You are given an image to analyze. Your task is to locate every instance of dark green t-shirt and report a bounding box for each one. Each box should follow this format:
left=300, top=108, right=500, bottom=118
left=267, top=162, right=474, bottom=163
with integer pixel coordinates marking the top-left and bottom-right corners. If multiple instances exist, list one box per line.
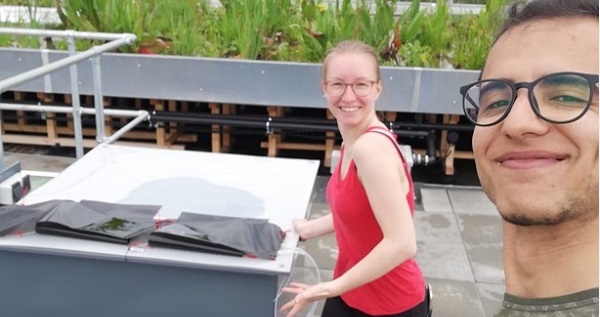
left=494, top=288, right=599, bottom=317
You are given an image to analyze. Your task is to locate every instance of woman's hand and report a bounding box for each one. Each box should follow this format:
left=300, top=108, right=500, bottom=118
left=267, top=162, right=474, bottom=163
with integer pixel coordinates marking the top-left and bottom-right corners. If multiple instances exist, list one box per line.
left=279, top=282, right=338, bottom=317
left=292, top=214, right=335, bottom=241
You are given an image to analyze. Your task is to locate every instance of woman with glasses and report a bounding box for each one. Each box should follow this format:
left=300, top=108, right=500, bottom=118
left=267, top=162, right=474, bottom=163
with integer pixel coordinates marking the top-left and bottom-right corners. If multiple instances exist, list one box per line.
left=460, top=0, right=598, bottom=316
left=280, top=40, right=429, bottom=317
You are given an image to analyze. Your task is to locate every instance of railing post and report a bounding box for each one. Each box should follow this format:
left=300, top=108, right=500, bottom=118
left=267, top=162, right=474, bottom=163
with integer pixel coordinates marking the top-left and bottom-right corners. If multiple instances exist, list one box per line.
left=66, top=32, right=85, bottom=159
left=91, top=56, right=107, bottom=143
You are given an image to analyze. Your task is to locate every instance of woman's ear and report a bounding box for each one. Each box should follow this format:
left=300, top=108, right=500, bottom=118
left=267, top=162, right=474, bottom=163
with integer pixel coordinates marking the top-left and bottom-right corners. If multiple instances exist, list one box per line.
left=321, top=81, right=328, bottom=97
left=375, top=80, right=383, bottom=98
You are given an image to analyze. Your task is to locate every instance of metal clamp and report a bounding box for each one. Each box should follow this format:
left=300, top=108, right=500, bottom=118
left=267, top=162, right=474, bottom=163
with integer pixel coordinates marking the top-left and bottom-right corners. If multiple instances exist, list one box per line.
left=265, top=117, right=273, bottom=135
left=426, top=284, right=433, bottom=317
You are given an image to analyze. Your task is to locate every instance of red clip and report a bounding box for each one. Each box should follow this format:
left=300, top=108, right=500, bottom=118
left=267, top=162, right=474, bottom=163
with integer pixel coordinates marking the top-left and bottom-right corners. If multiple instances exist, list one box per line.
left=12, top=231, right=25, bottom=237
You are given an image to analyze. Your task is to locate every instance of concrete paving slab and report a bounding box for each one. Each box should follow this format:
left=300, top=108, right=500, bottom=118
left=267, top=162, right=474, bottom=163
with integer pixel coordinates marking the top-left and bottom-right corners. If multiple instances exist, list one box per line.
left=477, top=282, right=505, bottom=317
left=455, top=213, right=505, bottom=284
left=421, top=187, right=453, bottom=213
left=464, top=243, right=505, bottom=284
left=298, top=235, right=338, bottom=270
left=448, top=188, right=497, bottom=215
left=414, top=211, right=463, bottom=243
left=456, top=214, right=503, bottom=245
left=416, top=241, right=474, bottom=282
left=4, top=152, right=75, bottom=173
left=308, top=202, right=330, bottom=219
left=309, top=175, right=329, bottom=204
left=425, top=278, right=486, bottom=317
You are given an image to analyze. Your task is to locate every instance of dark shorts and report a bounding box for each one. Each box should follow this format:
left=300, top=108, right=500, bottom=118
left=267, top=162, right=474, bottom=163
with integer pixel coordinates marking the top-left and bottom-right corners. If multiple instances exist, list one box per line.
left=322, top=293, right=429, bottom=317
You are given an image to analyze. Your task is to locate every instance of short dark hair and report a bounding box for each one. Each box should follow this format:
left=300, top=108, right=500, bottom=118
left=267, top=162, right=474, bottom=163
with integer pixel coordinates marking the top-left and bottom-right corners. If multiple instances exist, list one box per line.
left=495, top=0, right=599, bottom=43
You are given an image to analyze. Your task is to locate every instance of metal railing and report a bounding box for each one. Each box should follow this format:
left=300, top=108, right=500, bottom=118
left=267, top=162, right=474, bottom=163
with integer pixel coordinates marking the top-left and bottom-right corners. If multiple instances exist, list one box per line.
left=0, top=28, right=141, bottom=172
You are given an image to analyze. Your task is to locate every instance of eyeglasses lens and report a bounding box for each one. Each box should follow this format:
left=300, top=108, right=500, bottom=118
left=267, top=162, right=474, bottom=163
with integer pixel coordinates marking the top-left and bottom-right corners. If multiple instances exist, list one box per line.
left=533, top=74, right=591, bottom=122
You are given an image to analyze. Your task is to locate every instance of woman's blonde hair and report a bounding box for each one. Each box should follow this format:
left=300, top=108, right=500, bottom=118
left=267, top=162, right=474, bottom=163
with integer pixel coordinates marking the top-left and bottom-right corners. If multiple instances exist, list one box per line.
left=321, top=40, right=381, bottom=81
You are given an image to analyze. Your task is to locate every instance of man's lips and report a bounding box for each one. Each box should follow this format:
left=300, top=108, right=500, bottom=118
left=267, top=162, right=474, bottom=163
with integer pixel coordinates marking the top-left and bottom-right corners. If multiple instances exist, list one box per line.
left=495, top=151, right=568, bottom=169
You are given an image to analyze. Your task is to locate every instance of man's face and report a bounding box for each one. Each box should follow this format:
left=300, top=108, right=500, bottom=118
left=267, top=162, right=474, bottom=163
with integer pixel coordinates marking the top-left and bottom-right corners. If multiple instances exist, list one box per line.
left=473, top=18, right=599, bottom=226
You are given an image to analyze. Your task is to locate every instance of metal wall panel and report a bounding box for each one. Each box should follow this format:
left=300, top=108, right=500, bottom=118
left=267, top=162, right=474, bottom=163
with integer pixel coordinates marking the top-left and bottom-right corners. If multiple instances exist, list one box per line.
left=0, top=49, right=479, bottom=114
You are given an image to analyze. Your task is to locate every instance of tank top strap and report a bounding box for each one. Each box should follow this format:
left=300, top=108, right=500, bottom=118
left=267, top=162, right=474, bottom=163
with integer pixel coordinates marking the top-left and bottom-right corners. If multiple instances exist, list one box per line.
left=364, top=126, right=407, bottom=163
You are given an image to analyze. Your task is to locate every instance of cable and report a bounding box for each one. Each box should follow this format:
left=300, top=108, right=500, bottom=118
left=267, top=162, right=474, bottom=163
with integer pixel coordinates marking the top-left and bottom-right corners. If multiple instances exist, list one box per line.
left=274, top=246, right=322, bottom=317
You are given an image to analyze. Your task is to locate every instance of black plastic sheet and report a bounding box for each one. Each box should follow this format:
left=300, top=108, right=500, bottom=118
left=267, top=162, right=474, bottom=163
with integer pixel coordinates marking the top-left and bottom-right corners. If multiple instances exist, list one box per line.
left=0, top=200, right=62, bottom=236
left=149, top=212, right=285, bottom=260
left=35, top=200, right=160, bottom=244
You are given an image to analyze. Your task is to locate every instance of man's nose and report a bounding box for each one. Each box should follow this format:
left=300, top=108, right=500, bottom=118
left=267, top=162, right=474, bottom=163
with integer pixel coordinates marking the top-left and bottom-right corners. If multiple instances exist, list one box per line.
left=500, top=89, right=549, bottom=137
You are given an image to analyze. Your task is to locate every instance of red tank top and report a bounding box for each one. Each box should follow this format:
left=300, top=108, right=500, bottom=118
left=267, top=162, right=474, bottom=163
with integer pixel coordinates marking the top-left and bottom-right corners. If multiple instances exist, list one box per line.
left=326, top=126, right=425, bottom=315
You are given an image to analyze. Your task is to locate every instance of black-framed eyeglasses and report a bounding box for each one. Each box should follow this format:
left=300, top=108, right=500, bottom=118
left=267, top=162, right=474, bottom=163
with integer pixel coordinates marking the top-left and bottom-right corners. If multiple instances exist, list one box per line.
left=459, top=72, right=599, bottom=126
left=324, top=80, right=378, bottom=97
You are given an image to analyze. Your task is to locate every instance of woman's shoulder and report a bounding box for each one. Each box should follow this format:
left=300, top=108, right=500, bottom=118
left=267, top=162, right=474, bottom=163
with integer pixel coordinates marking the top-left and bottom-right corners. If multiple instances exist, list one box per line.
left=356, top=126, right=396, bottom=148
left=353, top=130, right=399, bottom=162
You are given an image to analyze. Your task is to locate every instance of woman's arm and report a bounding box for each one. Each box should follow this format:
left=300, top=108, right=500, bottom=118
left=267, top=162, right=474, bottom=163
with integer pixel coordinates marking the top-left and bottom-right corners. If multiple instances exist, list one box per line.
left=294, top=213, right=334, bottom=240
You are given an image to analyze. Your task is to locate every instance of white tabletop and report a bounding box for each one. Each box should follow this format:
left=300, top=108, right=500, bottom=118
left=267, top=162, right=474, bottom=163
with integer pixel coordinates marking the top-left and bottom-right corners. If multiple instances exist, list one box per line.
left=5, top=144, right=320, bottom=274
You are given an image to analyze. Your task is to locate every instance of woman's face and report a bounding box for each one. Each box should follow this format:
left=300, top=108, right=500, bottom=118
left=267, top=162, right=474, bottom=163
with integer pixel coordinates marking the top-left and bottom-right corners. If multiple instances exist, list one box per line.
left=322, top=52, right=381, bottom=128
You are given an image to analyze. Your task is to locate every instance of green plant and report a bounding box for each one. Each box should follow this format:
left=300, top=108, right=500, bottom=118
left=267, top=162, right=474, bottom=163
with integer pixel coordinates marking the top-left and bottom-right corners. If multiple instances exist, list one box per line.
left=450, top=0, right=505, bottom=69
left=297, top=0, right=338, bottom=62
left=2, top=0, right=55, bottom=6
left=417, top=0, right=453, bottom=67
left=397, top=0, right=427, bottom=44
left=1, top=0, right=61, bottom=49
left=217, top=0, right=300, bottom=59
left=55, top=0, right=154, bottom=53
left=146, top=0, right=200, bottom=56
left=0, top=2, right=50, bottom=49
left=371, top=0, right=400, bottom=55
left=296, top=0, right=398, bottom=63
left=0, top=35, right=11, bottom=47
left=398, top=40, right=436, bottom=67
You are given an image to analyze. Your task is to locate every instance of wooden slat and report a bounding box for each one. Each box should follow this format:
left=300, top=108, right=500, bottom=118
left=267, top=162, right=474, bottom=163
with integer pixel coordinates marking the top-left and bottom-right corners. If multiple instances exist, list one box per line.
left=324, top=110, right=337, bottom=167
left=209, top=102, right=222, bottom=153
left=2, top=134, right=185, bottom=150
left=13, top=91, right=27, bottom=127
left=2, top=123, right=197, bottom=142
left=150, top=99, right=166, bottom=146
left=261, top=141, right=326, bottom=151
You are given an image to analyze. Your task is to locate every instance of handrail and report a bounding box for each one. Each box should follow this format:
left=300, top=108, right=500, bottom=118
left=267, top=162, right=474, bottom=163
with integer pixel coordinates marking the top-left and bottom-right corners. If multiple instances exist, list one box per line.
left=0, top=29, right=135, bottom=93
left=0, top=28, right=136, bottom=172
left=0, top=102, right=149, bottom=144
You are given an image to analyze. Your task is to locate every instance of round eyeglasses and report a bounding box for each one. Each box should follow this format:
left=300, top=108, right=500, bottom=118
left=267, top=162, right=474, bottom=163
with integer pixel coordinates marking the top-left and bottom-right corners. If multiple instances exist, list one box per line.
left=459, top=72, right=599, bottom=126
left=324, top=80, right=377, bottom=97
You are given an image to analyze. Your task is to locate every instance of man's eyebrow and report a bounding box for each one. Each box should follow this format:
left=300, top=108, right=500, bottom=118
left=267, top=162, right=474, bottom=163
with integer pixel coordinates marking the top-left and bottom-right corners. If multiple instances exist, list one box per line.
left=480, top=81, right=509, bottom=94
left=540, top=75, right=586, bottom=87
